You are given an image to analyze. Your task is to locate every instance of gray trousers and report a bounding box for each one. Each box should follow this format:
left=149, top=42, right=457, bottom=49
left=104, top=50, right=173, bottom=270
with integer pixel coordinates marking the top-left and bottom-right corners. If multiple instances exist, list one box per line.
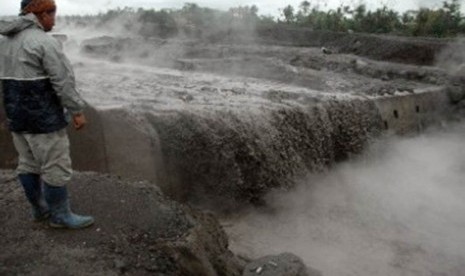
left=12, top=128, right=72, bottom=186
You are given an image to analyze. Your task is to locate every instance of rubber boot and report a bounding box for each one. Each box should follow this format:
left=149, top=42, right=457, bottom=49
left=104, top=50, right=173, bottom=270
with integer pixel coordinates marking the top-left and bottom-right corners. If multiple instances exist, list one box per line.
left=18, top=174, right=50, bottom=221
left=43, top=183, right=94, bottom=229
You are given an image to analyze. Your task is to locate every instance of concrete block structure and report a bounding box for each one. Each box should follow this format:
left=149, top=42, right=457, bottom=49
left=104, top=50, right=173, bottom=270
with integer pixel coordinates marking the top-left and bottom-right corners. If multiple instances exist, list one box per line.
left=0, top=88, right=452, bottom=203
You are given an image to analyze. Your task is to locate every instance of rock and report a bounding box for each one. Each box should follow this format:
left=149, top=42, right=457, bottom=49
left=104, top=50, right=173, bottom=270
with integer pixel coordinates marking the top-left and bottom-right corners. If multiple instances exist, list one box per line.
left=351, top=40, right=362, bottom=53
left=353, top=59, right=368, bottom=71
left=447, top=85, right=465, bottom=104
left=426, top=76, right=438, bottom=84
left=321, top=47, right=332, bottom=55
left=175, top=59, right=195, bottom=71
left=113, top=258, right=128, bottom=273
left=398, top=87, right=414, bottom=93
left=242, top=253, right=322, bottom=276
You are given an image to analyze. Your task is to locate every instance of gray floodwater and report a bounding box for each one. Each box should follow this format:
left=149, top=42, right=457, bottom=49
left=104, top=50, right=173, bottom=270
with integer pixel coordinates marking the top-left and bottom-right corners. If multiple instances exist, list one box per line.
left=225, top=121, right=465, bottom=276
left=58, top=24, right=465, bottom=275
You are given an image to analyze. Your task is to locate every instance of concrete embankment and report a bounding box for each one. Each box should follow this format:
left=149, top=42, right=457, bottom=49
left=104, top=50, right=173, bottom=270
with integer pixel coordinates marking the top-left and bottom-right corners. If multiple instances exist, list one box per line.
left=0, top=87, right=451, bottom=209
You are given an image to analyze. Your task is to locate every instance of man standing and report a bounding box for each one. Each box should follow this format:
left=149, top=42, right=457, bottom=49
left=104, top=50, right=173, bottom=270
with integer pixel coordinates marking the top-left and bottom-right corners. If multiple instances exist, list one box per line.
left=0, top=0, right=94, bottom=229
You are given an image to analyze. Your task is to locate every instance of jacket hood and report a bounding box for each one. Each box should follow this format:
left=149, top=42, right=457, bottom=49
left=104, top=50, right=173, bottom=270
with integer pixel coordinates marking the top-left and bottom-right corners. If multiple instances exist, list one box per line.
left=0, top=14, right=41, bottom=36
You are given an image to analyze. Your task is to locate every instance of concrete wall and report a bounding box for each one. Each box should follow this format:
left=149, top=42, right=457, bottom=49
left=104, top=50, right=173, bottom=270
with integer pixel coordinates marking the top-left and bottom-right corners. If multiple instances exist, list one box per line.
left=68, top=106, right=164, bottom=184
left=374, top=88, right=450, bottom=134
left=0, top=88, right=451, bottom=192
left=0, top=106, right=164, bottom=185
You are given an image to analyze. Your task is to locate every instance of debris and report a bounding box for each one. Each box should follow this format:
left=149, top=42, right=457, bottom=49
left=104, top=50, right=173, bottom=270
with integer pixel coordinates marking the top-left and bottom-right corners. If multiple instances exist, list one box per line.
left=114, top=258, right=128, bottom=273
left=181, top=94, right=194, bottom=102
left=398, top=87, right=414, bottom=93
left=231, top=87, right=246, bottom=95
left=381, top=74, right=390, bottom=81
left=352, top=59, right=368, bottom=70
left=268, top=261, right=278, bottom=267
left=321, top=47, right=332, bottom=54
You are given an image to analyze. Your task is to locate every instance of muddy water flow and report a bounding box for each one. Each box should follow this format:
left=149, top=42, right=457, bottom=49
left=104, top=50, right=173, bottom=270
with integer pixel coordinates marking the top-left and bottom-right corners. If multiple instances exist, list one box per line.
left=1, top=30, right=459, bottom=274
left=73, top=56, right=388, bottom=208
left=65, top=48, right=462, bottom=274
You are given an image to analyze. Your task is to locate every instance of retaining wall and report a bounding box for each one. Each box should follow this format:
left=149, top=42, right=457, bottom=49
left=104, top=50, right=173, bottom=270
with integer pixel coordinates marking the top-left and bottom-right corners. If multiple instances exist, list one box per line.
left=375, top=88, right=450, bottom=134
left=0, top=88, right=452, bottom=201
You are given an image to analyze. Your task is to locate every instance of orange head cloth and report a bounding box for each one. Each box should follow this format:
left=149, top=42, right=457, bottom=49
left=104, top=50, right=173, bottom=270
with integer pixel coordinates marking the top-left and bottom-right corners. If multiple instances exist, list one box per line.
left=22, top=0, right=56, bottom=15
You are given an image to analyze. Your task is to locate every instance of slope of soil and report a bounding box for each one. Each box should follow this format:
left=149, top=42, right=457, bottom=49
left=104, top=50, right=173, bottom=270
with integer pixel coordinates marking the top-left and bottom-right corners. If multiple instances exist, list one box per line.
left=0, top=170, right=243, bottom=276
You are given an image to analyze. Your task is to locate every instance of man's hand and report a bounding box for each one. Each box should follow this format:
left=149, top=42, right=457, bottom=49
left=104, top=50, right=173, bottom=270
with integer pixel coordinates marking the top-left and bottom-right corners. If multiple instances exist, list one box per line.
left=72, top=113, right=87, bottom=130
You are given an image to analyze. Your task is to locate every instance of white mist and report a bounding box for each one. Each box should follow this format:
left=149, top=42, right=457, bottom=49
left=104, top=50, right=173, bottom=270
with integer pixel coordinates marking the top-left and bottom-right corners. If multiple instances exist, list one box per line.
left=226, top=122, right=465, bottom=276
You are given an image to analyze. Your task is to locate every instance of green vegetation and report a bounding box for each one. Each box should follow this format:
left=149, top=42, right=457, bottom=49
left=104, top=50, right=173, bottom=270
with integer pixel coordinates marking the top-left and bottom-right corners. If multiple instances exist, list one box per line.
left=61, top=1, right=465, bottom=38
left=281, top=0, right=464, bottom=37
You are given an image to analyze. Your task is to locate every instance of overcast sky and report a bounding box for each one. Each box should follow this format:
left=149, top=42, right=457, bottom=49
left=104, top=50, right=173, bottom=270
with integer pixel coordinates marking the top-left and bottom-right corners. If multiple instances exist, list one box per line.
left=0, top=0, right=462, bottom=17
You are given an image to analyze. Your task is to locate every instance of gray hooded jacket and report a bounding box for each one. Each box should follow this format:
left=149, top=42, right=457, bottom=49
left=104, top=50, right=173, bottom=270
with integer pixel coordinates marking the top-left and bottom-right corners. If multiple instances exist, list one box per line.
left=0, top=14, right=85, bottom=133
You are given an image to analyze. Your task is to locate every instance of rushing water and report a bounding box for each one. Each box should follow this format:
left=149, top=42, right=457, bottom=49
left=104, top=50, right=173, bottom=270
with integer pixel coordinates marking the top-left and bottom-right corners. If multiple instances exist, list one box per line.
left=60, top=33, right=465, bottom=274
left=71, top=56, right=385, bottom=208
left=225, top=121, right=465, bottom=276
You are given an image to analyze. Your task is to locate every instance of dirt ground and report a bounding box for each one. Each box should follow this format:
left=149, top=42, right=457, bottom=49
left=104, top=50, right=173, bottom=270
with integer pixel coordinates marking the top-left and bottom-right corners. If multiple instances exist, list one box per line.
left=0, top=170, right=244, bottom=276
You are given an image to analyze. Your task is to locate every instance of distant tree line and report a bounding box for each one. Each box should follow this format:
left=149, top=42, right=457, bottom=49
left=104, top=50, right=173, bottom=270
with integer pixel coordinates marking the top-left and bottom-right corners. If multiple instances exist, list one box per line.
left=282, top=0, right=464, bottom=37
left=60, top=0, right=465, bottom=38
left=60, top=3, right=261, bottom=39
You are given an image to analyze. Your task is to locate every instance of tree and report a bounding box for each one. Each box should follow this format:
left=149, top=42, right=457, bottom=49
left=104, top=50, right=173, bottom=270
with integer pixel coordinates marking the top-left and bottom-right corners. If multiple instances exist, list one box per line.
left=228, top=5, right=259, bottom=21
left=409, top=0, right=463, bottom=37
left=282, top=5, right=295, bottom=24
left=63, top=1, right=465, bottom=38
left=138, top=9, right=178, bottom=38
left=300, top=1, right=311, bottom=16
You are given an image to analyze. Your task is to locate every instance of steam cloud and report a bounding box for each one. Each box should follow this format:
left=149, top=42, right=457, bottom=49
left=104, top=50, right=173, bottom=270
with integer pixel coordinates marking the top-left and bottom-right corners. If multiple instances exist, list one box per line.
left=226, top=122, right=465, bottom=276
left=436, top=38, right=465, bottom=77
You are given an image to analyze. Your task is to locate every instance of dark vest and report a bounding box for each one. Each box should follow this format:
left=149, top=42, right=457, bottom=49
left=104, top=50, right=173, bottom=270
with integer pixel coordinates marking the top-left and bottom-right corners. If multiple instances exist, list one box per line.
left=2, top=78, right=68, bottom=133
